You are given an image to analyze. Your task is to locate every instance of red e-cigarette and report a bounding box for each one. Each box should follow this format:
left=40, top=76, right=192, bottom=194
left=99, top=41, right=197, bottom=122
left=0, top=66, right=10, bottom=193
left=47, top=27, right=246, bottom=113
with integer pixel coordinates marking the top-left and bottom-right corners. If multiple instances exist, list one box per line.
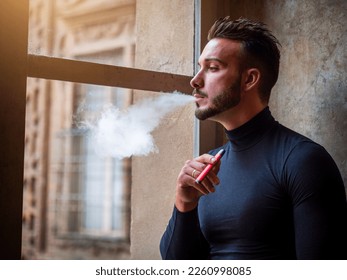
left=195, top=149, right=225, bottom=184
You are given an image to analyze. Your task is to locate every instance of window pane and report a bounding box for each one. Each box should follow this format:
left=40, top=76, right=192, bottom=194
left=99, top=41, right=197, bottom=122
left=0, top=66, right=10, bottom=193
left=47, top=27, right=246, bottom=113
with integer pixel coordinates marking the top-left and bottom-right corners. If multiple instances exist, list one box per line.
left=22, top=79, right=132, bottom=259
left=28, top=0, right=135, bottom=67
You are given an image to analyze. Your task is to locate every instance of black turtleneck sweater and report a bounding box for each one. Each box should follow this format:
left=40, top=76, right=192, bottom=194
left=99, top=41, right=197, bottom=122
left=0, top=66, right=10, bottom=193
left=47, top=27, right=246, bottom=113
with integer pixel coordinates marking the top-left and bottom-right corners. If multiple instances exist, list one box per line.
left=160, top=107, right=347, bottom=260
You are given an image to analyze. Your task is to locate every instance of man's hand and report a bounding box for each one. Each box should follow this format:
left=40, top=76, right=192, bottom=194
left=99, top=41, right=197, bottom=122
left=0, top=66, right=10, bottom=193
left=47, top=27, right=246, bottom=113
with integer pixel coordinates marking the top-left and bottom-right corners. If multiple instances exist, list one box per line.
left=175, top=153, right=221, bottom=212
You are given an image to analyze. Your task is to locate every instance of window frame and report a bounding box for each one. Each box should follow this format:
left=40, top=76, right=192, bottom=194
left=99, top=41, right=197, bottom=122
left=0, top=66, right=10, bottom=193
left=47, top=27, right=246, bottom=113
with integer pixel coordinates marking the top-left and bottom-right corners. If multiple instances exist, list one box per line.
left=0, top=0, right=191, bottom=259
left=27, top=54, right=192, bottom=94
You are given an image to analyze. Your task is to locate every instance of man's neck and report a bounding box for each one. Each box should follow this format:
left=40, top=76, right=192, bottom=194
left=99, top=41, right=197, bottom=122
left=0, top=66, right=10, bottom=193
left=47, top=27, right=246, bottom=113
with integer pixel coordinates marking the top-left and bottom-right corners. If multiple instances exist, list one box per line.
left=213, top=102, right=268, bottom=131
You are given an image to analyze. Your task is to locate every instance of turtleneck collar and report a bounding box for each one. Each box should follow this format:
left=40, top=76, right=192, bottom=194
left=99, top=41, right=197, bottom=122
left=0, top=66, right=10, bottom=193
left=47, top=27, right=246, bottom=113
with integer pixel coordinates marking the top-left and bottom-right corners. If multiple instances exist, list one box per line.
left=225, top=107, right=277, bottom=152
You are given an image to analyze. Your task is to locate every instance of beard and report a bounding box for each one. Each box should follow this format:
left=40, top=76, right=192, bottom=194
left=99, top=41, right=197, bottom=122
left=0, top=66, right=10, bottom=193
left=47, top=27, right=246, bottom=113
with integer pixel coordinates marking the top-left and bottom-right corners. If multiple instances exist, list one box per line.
left=195, top=78, right=242, bottom=121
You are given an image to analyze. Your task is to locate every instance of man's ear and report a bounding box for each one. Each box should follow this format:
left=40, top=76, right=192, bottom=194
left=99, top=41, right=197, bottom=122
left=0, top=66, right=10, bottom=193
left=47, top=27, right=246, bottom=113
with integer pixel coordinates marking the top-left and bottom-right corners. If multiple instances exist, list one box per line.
left=243, top=68, right=261, bottom=92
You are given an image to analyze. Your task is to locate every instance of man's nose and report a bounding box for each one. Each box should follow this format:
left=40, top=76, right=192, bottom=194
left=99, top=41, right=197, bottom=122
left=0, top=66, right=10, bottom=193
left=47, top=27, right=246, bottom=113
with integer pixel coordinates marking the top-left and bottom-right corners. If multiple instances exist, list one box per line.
left=190, top=71, right=204, bottom=89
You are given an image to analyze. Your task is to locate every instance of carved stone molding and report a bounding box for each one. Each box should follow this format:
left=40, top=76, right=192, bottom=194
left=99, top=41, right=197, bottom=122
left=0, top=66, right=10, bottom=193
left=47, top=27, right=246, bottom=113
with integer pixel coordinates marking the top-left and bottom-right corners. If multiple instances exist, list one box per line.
left=55, top=0, right=135, bottom=56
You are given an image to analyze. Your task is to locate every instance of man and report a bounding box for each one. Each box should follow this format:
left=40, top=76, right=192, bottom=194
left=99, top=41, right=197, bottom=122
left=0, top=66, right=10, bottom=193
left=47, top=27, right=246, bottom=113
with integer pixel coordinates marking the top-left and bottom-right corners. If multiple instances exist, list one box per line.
left=160, top=17, right=347, bottom=260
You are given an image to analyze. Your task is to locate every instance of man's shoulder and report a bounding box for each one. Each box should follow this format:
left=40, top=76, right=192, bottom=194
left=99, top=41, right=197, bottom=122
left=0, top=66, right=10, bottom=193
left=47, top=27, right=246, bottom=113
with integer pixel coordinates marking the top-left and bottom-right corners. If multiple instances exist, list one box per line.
left=275, top=123, right=312, bottom=142
left=268, top=123, right=337, bottom=170
left=275, top=124, right=340, bottom=176
left=273, top=123, right=321, bottom=152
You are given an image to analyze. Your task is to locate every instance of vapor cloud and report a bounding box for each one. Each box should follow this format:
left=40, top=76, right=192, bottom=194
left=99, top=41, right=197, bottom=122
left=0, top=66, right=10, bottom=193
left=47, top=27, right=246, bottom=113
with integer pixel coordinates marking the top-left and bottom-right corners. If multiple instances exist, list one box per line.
left=77, top=91, right=194, bottom=159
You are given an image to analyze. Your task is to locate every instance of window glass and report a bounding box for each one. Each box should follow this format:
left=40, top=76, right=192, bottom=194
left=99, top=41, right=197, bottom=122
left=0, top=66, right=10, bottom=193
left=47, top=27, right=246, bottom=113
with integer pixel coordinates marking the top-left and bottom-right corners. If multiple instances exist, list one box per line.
left=24, top=0, right=136, bottom=260
left=23, top=78, right=132, bottom=259
left=28, top=0, right=135, bottom=67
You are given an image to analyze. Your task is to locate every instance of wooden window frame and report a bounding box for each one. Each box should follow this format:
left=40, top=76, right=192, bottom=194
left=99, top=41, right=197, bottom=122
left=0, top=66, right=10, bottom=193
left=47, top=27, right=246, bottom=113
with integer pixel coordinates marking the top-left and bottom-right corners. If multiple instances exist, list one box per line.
left=0, top=0, right=191, bottom=259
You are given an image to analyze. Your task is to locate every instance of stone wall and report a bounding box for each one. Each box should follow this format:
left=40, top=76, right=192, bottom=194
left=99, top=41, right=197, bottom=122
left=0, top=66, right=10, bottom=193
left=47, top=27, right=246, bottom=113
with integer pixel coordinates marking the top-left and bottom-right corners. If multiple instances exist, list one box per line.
left=131, top=0, right=195, bottom=259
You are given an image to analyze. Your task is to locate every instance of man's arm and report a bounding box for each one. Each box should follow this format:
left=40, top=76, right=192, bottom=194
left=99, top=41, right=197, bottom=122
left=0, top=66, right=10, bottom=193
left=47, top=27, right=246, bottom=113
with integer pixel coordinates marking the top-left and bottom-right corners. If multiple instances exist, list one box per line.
left=160, top=206, right=210, bottom=259
left=160, top=153, right=221, bottom=259
left=284, top=141, right=347, bottom=259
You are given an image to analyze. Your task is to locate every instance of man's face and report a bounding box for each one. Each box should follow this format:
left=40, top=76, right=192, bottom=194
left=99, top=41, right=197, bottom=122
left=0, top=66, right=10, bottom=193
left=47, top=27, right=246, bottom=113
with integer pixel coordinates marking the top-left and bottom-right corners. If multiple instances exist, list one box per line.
left=191, top=38, right=244, bottom=121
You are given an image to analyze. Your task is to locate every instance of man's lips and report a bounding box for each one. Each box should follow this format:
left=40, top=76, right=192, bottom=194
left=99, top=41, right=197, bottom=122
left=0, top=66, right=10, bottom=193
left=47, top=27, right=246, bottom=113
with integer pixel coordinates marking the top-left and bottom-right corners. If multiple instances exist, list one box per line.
left=194, top=93, right=205, bottom=99
left=193, top=90, right=208, bottom=100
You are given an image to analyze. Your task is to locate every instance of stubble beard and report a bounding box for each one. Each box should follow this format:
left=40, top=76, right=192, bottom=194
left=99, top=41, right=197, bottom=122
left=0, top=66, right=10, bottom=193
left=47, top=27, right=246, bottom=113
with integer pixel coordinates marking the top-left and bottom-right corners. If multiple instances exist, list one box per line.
left=194, top=80, right=242, bottom=121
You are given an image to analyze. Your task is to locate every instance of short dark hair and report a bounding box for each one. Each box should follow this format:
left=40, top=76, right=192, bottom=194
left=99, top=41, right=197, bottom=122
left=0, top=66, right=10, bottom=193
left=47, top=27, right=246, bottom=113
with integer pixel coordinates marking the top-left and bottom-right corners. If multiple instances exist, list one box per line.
left=208, top=17, right=281, bottom=103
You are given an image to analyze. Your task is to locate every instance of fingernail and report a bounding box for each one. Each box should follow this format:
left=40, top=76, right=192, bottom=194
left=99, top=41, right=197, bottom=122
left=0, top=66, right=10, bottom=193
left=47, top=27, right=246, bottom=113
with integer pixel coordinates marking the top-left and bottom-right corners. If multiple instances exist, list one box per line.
left=212, top=178, right=219, bottom=185
left=211, top=157, right=216, bottom=163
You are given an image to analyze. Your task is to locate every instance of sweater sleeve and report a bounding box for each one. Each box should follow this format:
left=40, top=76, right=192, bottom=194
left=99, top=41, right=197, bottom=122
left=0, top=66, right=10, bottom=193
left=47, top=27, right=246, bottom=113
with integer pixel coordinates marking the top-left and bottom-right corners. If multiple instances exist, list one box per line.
left=160, top=206, right=210, bottom=260
left=283, top=141, right=347, bottom=259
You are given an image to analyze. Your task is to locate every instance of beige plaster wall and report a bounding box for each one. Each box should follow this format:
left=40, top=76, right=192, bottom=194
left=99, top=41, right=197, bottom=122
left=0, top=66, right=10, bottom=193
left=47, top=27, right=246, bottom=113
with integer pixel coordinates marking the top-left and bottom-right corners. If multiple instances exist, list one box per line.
left=131, top=0, right=195, bottom=259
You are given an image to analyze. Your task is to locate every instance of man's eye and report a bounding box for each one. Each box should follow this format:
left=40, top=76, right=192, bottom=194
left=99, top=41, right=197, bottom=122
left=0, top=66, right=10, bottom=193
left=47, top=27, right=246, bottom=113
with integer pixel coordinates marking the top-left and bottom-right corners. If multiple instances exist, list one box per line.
left=208, top=66, right=218, bottom=71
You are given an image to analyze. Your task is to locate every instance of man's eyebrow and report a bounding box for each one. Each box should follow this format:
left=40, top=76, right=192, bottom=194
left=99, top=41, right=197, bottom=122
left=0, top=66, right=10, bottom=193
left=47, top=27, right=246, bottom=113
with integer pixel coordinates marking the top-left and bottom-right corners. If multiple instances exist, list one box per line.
left=204, top=57, right=228, bottom=66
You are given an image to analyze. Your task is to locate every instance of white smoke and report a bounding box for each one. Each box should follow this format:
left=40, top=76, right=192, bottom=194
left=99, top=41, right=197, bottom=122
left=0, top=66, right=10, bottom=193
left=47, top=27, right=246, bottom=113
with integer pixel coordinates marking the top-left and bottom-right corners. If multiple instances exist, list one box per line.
left=77, top=91, right=194, bottom=159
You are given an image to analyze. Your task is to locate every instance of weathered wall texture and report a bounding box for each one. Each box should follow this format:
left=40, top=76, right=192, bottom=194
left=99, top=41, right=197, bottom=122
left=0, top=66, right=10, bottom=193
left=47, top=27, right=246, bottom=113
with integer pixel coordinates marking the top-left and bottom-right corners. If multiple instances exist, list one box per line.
left=229, top=0, right=347, bottom=187
left=131, top=0, right=195, bottom=259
